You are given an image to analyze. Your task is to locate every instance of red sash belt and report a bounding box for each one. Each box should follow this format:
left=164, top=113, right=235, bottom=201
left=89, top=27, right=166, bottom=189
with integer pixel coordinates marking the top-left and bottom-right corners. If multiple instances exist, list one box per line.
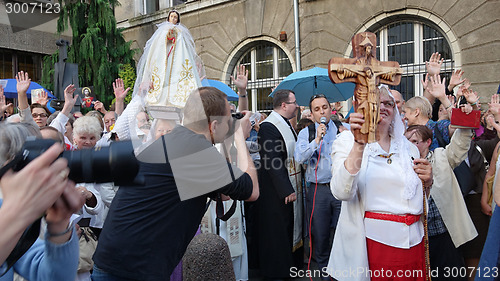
left=365, top=211, right=421, bottom=226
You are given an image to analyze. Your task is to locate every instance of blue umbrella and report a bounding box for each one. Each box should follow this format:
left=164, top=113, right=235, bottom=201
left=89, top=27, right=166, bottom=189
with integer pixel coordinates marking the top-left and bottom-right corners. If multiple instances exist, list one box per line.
left=201, top=79, right=239, bottom=101
left=1, top=79, right=54, bottom=99
left=269, top=67, right=355, bottom=106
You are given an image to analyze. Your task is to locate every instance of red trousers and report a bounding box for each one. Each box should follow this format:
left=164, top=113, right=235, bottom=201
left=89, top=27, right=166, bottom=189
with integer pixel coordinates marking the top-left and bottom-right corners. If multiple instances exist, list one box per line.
left=366, top=238, right=426, bottom=281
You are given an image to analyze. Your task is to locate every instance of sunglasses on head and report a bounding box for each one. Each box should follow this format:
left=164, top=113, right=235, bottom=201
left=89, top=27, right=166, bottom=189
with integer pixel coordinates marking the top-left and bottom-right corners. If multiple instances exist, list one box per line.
left=309, top=94, right=327, bottom=103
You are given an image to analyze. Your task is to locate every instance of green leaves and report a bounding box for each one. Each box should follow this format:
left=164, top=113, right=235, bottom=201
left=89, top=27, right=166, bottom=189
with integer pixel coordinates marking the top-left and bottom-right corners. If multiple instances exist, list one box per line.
left=42, top=0, right=136, bottom=109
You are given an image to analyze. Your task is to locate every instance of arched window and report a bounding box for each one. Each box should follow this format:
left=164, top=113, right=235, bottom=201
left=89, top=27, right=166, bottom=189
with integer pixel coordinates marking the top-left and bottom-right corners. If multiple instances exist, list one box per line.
left=374, top=21, right=454, bottom=100
left=229, top=42, right=293, bottom=112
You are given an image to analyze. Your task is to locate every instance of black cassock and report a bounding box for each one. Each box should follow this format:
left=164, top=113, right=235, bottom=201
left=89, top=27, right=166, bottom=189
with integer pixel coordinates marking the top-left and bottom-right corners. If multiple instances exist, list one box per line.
left=252, top=119, right=303, bottom=278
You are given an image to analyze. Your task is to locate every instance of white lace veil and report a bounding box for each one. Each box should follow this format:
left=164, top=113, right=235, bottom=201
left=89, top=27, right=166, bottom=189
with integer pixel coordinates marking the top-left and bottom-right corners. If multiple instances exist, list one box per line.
left=379, top=85, right=422, bottom=200
left=132, top=21, right=205, bottom=101
left=114, top=19, right=205, bottom=155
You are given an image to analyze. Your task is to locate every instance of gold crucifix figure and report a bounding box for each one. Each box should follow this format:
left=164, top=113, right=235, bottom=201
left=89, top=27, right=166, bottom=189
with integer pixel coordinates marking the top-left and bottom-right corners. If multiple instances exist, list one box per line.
left=329, top=32, right=403, bottom=143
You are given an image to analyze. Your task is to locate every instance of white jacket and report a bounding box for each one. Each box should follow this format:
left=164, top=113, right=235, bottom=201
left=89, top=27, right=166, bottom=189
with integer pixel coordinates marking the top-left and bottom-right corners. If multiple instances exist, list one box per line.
left=429, top=128, right=477, bottom=246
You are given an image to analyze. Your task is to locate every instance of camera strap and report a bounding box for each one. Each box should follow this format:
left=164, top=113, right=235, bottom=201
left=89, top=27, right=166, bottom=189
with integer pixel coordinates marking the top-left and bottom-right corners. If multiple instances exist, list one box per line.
left=1, top=218, right=41, bottom=277
left=213, top=141, right=239, bottom=235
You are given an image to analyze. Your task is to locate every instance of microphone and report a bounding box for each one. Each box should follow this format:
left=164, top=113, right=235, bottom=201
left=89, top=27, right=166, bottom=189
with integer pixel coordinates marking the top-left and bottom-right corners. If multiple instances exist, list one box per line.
left=320, top=117, right=327, bottom=139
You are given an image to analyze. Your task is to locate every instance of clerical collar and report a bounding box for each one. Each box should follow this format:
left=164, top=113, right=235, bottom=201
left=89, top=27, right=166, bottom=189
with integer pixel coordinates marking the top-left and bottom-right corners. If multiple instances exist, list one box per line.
left=280, top=114, right=294, bottom=128
left=279, top=114, right=290, bottom=123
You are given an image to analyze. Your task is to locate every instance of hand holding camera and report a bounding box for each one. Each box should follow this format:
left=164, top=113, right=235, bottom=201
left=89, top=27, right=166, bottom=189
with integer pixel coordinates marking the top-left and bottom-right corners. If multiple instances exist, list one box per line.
left=0, top=144, right=85, bottom=265
left=231, top=111, right=258, bottom=140
left=0, top=144, right=74, bottom=225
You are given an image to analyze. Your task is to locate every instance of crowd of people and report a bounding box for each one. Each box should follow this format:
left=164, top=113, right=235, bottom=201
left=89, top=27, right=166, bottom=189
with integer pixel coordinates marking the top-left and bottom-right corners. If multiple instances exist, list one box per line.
left=0, top=8, right=499, bottom=281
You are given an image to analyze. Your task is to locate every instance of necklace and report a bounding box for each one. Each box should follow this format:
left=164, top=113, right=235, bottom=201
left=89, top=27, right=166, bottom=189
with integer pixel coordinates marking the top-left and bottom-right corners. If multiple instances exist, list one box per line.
left=377, top=153, right=395, bottom=164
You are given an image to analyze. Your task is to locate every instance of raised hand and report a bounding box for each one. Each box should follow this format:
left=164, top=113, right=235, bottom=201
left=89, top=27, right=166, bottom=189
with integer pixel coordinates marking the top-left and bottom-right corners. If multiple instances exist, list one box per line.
left=64, top=84, right=78, bottom=106
left=16, top=71, right=31, bottom=94
left=428, top=74, right=446, bottom=100
left=230, top=65, right=248, bottom=92
left=449, top=69, right=466, bottom=90
left=488, top=94, right=500, bottom=119
left=461, top=78, right=471, bottom=90
left=425, top=52, right=444, bottom=76
left=334, top=101, right=343, bottom=112
left=421, top=73, right=434, bottom=103
left=0, top=86, right=13, bottom=116
left=463, top=88, right=479, bottom=105
left=61, top=84, right=78, bottom=117
left=15, top=71, right=31, bottom=110
left=447, top=95, right=456, bottom=107
left=94, top=100, right=106, bottom=114
left=113, top=78, right=130, bottom=101
left=486, top=114, right=496, bottom=128
left=37, top=91, right=49, bottom=107
left=456, top=84, right=467, bottom=99
left=421, top=73, right=430, bottom=91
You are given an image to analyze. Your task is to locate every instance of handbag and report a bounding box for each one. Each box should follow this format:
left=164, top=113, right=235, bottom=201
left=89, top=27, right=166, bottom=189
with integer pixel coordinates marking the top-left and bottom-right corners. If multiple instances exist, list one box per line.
left=450, top=108, right=481, bottom=129
left=77, top=227, right=98, bottom=273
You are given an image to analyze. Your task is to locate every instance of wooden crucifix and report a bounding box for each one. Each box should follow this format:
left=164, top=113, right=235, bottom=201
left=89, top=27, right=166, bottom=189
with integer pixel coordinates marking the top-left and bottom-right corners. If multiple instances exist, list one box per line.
left=329, top=32, right=403, bottom=143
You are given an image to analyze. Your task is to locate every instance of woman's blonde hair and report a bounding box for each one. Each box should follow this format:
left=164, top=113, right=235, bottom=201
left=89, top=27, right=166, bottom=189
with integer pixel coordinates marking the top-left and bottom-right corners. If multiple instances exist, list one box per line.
left=404, top=96, right=432, bottom=119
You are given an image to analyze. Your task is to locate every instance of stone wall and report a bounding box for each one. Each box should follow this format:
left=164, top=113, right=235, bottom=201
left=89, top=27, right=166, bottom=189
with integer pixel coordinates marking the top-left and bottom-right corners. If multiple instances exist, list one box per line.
left=118, top=0, right=500, bottom=99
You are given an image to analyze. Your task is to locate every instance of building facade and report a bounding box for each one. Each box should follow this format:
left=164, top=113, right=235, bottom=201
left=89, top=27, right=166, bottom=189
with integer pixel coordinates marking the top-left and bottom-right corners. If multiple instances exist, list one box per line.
left=115, top=0, right=500, bottom=112
left=1, top=0, right=498, bottom=112
left=0, top=0, right=72, bottom=83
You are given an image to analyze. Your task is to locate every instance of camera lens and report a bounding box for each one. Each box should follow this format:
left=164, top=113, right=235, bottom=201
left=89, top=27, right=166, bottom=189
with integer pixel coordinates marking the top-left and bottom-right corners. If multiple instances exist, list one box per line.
left=231, top=112, right=244, bottom=119
left=12, top=139, right=140, bottom=185
left=64, top=141, right=139, bottom=185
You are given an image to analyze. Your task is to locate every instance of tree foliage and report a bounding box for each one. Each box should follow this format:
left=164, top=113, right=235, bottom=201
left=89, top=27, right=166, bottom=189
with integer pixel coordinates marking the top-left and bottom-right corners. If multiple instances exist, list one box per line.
left=118, top=63, right=136, bottom=104
left=42, top=0, right=136, bottom=107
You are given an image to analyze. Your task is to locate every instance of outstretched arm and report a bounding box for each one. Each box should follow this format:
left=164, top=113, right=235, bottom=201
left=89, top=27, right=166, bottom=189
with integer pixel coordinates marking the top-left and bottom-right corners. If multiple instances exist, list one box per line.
left=0, top=86, right=13, bottom=119
left=16, top=71, right=31, bottom=111
left=448, top=69, right=466, bottom=92
left=481, top=142, right=499, bottom=216
left=230, top=65, right=248, bottom=111
left=113, top=78, right=130, bottom=116
left=0, top=144, right=83, bottom=264
left=425, top=52, right=444, bottom=76
left=61, top=85, right=78, bottom=117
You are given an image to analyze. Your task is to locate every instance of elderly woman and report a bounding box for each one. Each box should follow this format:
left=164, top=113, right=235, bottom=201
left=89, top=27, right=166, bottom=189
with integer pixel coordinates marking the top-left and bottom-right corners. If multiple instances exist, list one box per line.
left=327, top=87, right=433, bottom=281
left=405, top=124, right=477, bottom=280
left=72, top=115, right=110, bottom=280
left=0, top=122, right=84, bottom=281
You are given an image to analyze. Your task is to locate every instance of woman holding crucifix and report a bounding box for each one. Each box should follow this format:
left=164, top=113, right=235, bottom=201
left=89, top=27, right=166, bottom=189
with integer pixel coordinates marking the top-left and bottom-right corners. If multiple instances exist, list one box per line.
left=326, top=86, right=433, bottom=281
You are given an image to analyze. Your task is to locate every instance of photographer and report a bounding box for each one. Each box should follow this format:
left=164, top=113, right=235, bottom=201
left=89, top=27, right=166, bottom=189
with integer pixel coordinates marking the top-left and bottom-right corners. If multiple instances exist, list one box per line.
left=0, top=122, right=84, bottom=280
left=92, top=87, right=259, bottom=281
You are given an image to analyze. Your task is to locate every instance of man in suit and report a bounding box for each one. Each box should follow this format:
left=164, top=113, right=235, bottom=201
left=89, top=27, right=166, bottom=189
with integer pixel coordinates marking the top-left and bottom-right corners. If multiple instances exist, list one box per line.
left=256, top=89, right=303, bottom=280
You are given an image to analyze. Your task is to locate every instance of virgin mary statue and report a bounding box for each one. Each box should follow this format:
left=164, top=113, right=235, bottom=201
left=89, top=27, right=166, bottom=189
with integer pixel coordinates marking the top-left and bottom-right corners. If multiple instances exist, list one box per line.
left=114, top=10, right=205, bottom=145
left=137, top=10, right=205, bottom=109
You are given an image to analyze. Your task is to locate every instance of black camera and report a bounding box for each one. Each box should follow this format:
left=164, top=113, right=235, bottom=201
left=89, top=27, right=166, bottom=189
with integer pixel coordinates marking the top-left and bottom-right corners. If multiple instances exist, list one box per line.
left=0, top=139, right=141, bottom=185
left=231, top=112, right=244, bottom=120
left=226, top=112, right=245, bottom=138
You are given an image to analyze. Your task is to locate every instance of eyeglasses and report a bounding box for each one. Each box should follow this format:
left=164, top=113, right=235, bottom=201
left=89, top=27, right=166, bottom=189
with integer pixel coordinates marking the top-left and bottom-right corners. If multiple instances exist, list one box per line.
left=380, top=100, right=395, bottom=108
left=284, top=100, right=297, bottom=105
left=32, top=113, right=48, bottom=118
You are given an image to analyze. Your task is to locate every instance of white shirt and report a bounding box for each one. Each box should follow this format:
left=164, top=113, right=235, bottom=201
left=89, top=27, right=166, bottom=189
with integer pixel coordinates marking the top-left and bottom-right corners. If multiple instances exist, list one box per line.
left=360, top=142, right=424, bottom=248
